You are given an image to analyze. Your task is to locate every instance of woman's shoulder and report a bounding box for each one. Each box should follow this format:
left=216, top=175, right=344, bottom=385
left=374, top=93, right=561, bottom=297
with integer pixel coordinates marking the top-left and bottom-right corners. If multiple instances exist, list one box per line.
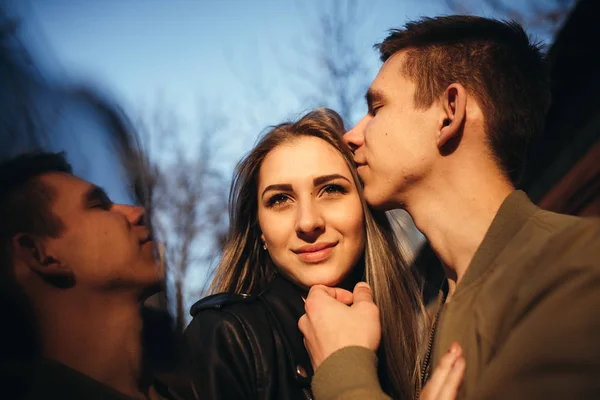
left=184, top=291, right=278, bottom=383
left=186, top=292, right=273, bottom=339
left=190, top=292, right=257, bottom=315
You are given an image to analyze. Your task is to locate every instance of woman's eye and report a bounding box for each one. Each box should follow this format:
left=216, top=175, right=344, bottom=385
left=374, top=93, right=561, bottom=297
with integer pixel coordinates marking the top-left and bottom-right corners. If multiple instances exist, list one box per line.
left=322, top=184, right=347, bottom=196
left=267, top=193, right=289, bottom=208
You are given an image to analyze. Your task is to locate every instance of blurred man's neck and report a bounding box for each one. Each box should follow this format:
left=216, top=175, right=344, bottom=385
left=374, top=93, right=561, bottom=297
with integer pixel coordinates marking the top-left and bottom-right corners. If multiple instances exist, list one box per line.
left=36, top=289, right=152, bottom=399
left=403, top=163, right=513, bottom=299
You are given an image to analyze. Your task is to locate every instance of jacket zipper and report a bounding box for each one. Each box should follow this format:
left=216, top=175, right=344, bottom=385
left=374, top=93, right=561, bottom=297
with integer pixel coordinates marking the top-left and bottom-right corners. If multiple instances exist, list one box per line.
left=417, top=289, right=446, bottom=397
left=302, top=387, right=314, bottom=400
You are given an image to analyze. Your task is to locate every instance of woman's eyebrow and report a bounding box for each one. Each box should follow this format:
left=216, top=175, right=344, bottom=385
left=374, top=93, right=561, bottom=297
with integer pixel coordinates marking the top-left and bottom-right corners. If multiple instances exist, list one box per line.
left=313, top=174, right=351, bottom=186
left=261, top=183, right=292, bottom=199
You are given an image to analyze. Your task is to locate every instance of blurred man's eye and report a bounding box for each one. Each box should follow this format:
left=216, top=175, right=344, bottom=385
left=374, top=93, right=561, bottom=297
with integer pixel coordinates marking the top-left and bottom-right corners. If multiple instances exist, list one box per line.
left=90, top=192, right=113, bottom=210
left=91, top=200, right=112, bottom=210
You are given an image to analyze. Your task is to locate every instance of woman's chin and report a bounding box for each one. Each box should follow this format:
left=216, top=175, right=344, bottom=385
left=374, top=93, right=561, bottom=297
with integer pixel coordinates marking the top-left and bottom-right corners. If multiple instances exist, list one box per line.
left=297, top=275, right=345, bottom=290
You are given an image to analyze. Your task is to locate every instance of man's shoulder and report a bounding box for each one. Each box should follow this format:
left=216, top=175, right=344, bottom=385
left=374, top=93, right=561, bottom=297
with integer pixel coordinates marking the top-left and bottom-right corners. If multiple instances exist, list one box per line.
left=520, top=209, right=598, bottom=253
left=531, top=211, right=600, bottom=259
left=509, top=212, right=600, bottom=290
left=486, top=212, right=600, bottom=298
left=529, top=208, right=585, bottom=231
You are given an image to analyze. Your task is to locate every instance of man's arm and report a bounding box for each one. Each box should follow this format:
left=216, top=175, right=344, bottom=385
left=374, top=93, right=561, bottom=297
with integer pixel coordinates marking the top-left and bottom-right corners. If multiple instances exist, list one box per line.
left=299, top=283, right=388, bottom=399
left=299, top=283, right=381, bottom=368
left=311, top=346, right=392, bottom=400
left=300, top=283, right=465, bottom=400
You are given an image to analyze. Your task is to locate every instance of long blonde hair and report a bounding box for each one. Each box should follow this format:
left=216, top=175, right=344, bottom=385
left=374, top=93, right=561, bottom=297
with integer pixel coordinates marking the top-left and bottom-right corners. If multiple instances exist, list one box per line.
left=209, top=108, right=424, bottom=399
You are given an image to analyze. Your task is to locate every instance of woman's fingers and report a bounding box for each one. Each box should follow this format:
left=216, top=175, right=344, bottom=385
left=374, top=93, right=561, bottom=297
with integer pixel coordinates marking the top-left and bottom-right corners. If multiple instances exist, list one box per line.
left=437, top=356, right=465, bottom=400
left=420, top=342, right=464, bottom=400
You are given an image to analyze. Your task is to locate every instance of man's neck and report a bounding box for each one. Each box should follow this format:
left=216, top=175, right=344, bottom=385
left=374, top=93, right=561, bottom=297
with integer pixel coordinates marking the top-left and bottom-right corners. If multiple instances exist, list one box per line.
left=404, top=169, right=513, bottom=298
left=36, top=290, right=151, bottom=399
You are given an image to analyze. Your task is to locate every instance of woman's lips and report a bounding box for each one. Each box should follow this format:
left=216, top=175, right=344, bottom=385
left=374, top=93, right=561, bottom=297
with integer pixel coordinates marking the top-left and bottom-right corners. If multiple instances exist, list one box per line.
left=293, top=242, right=337, bottom=263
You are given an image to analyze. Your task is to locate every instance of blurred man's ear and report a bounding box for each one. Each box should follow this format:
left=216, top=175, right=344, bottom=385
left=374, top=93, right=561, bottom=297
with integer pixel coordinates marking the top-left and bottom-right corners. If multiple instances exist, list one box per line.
left=12, top=234, right=75, bottom=288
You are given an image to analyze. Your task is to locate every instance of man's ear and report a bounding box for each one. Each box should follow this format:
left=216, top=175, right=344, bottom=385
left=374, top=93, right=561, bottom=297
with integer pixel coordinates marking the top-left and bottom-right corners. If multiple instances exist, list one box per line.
left=437, top=83, right=467, bottom=149
left=12, top=234, right=75, bottom=288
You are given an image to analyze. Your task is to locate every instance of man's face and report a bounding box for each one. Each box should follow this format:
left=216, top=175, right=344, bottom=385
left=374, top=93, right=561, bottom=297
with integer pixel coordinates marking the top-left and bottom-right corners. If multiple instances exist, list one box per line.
left=40, top=172, right=162, bottom=293
left=344, top=52, right=441, bottom=210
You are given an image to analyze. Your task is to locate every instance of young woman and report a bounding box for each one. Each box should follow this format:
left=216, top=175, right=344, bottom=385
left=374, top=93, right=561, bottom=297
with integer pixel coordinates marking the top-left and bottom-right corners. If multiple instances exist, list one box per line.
left=184, top=108, right=425, bottom=399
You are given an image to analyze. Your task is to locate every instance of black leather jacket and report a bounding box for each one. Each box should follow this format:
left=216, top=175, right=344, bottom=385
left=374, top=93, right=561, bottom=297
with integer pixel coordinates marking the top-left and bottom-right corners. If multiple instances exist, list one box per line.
left=184, top=275, right=314, bottom=400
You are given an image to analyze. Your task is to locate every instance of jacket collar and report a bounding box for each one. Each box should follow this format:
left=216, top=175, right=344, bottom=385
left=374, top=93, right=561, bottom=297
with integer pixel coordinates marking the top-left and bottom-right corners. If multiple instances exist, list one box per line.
left=454, top=190, right=539, bottom=296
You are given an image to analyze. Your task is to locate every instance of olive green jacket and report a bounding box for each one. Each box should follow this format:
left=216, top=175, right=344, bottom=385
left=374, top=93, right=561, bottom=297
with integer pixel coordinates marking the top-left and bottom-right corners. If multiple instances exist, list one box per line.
left=311, top=191, right=600, bottom=400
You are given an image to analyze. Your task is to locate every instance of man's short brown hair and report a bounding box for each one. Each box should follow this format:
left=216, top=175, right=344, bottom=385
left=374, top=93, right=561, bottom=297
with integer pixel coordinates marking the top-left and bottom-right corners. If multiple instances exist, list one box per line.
left=377, top=15, right=551, bottom=184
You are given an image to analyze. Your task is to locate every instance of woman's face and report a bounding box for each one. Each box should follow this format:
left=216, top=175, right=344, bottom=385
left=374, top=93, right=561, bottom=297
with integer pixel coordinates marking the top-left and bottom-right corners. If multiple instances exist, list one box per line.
left=257, top=136, right=365, bottom=290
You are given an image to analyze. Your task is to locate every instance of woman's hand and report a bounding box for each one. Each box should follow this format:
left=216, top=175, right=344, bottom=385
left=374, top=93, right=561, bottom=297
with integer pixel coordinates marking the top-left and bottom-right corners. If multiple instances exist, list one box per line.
left=420, top=342, right=465, bottom=400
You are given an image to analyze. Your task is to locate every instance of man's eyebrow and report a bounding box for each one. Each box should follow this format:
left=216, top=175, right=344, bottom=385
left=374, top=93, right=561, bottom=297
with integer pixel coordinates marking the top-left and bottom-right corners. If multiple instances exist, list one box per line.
left=365, top=88, right=384, bottom=112
left=313, top=174, right=351, bottom=186
left=261, top=183, right=292, bottom=199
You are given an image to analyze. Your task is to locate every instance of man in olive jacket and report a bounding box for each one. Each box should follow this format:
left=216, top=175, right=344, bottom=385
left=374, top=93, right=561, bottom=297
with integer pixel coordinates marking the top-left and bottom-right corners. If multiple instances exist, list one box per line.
left=299, top=16, right=600, bottom=400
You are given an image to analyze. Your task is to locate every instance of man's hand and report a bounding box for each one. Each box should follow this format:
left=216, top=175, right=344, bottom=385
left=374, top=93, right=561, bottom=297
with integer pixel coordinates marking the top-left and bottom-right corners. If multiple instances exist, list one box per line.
left=298, top=282, right=381, bottom=370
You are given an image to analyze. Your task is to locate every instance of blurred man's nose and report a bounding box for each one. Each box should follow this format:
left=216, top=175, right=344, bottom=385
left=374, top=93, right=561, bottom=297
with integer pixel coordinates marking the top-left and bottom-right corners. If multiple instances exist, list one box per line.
left=112, top=204, right=145, bottom=226
left=343, top=117, right=367, bottom=152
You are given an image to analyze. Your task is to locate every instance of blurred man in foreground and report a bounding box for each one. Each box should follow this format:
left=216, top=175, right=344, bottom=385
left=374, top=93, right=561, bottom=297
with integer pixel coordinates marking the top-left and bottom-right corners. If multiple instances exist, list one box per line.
left=0, top=152, right=178, bottom=400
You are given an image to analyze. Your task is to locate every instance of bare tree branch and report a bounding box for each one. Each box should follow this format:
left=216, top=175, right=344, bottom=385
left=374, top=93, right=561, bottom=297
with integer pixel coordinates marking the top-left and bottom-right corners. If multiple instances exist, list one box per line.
left=136, top=100, right=229, bottom=328
left=295, top=0, right=371, bottom=125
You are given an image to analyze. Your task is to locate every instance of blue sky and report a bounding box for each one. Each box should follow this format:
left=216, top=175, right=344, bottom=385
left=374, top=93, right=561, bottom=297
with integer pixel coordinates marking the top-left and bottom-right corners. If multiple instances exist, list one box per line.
left=10, top=0, right=555, bottom=168
left=16, top=0, right=454, bottom=139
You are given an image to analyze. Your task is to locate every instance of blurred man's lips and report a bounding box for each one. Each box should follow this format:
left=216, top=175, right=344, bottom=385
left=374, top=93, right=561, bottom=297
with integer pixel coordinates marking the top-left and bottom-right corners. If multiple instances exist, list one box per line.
left=139, top=235, right=153, bottom=245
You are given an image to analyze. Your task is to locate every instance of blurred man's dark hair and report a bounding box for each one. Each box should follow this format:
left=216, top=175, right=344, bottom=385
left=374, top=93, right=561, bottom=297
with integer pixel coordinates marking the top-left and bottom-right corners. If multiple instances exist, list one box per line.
left=376, top=15, right=551, bottom=184
left=0, top=151, right=73, bottom=399
left=0, top=152, right=73, bottom=263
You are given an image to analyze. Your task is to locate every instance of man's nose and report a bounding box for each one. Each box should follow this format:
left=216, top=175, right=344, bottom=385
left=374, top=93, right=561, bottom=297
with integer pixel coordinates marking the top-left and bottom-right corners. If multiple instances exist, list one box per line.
left=343, top=117, right=367, bottom=152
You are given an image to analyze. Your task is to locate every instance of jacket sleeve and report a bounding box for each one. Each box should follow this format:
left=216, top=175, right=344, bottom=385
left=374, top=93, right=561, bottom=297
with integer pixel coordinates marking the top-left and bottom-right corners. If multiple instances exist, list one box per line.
left=311, top=346, right=392, bottom=400
left=185, top=309, right=258, bottom=399
left=471, top=223, right=600, bottom=399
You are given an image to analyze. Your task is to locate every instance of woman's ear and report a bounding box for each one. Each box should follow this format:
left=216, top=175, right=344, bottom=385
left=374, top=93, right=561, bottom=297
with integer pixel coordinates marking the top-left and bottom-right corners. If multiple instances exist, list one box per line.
left=12, top=234, right=75, bottom=288
left=260, top=233, right=268, bottom=250
left=437, top=83, right=467, bottom=149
